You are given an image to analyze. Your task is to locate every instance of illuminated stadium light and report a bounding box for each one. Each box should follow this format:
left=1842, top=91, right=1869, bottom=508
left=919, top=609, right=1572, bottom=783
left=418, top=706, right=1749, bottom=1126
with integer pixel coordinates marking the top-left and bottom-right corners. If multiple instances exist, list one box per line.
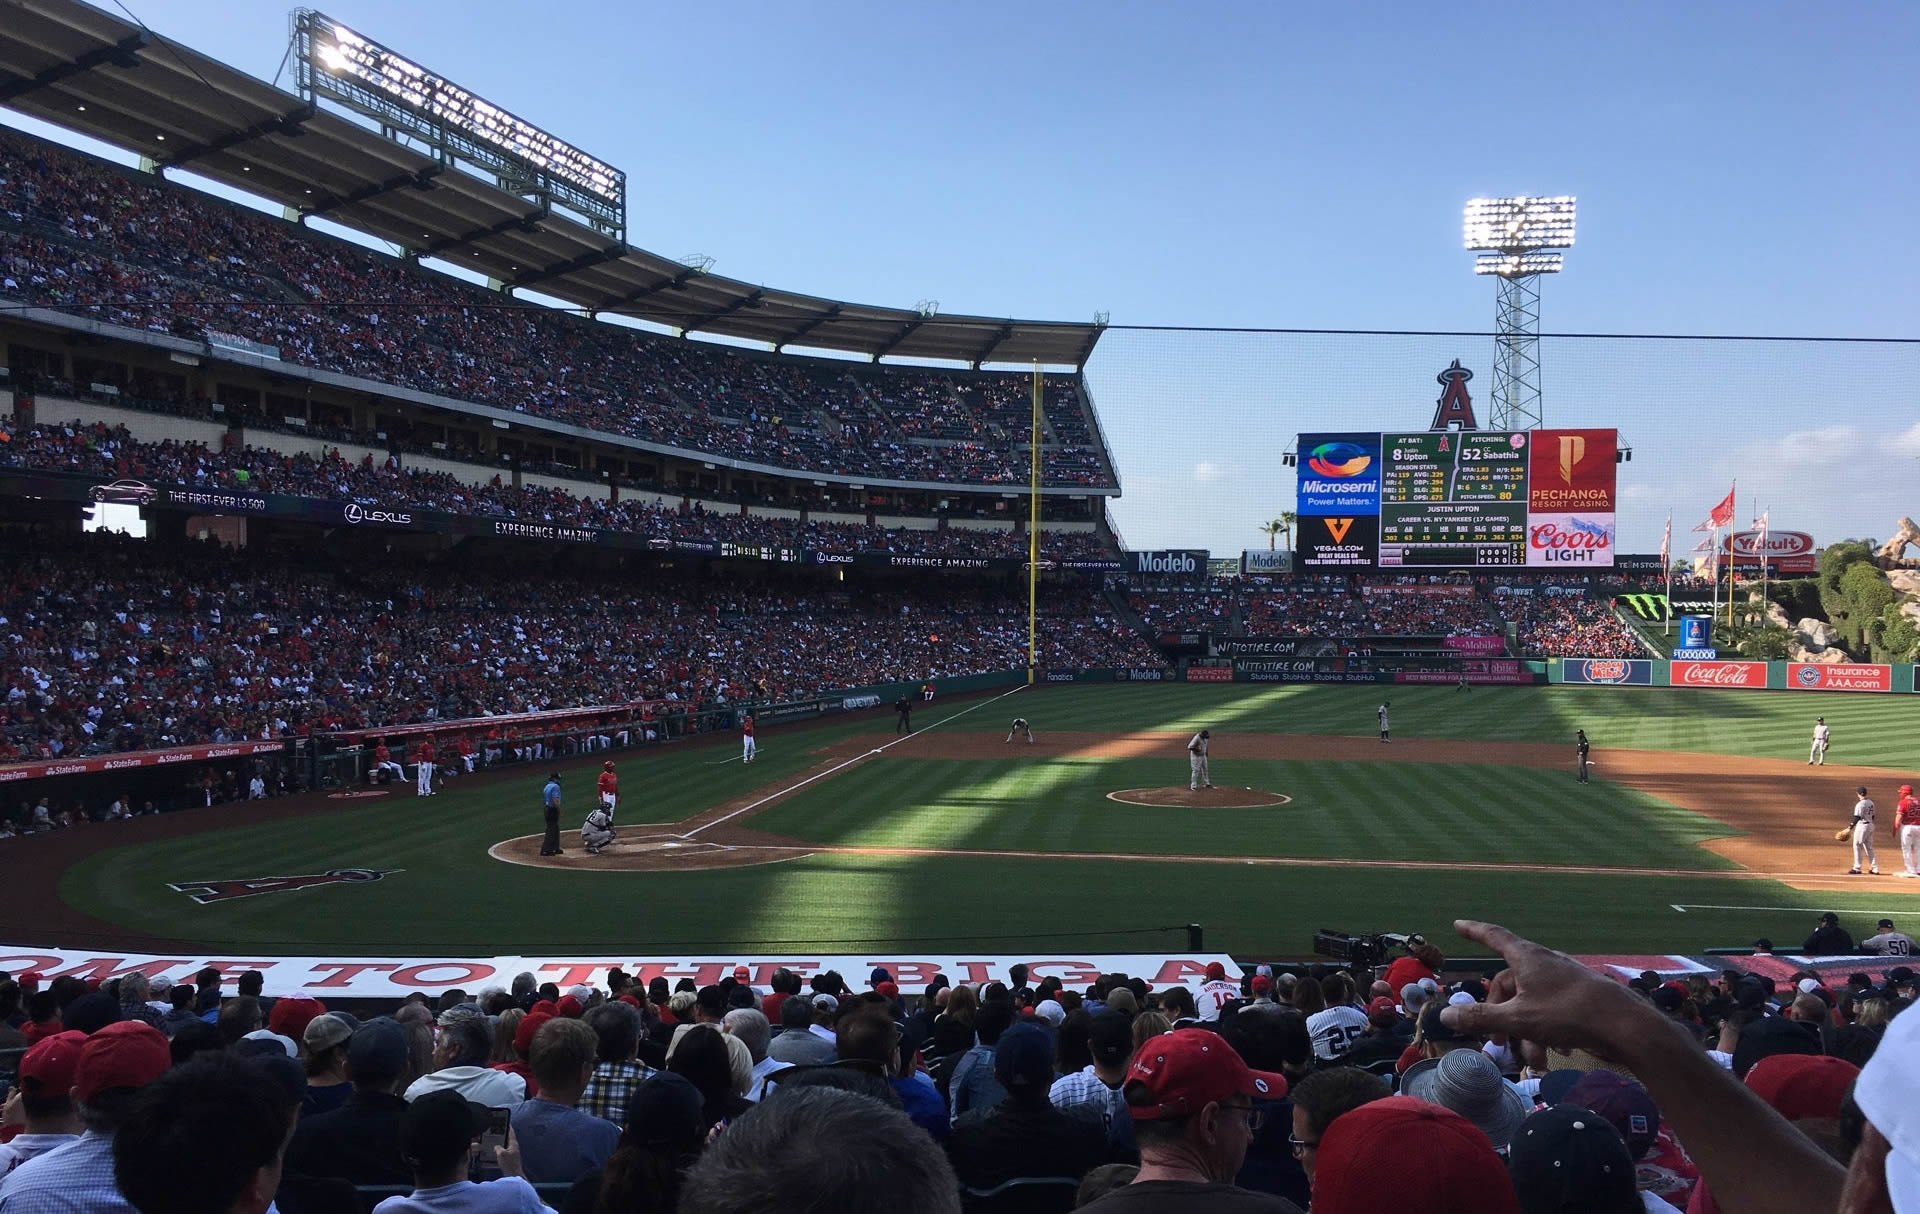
left=292, top=10, right=626, bottom=240
left=1462, top=196, right=1577, bottom=432
left=1463, top=196, right=1577, bottom=254
left=1472, top=252, right=1563, bottom=276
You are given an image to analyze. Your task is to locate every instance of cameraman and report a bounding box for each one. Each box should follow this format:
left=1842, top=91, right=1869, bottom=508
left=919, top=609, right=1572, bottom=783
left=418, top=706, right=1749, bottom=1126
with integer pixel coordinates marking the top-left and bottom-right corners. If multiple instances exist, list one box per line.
left=1381, top=936, right=1445, bottom=992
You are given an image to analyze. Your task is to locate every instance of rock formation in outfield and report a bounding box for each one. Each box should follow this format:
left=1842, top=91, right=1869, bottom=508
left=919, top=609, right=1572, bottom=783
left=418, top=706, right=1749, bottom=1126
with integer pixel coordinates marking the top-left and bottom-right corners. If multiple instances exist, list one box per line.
left=1879, top=517, right=1920, bottom=567
left=1889, top=568, right=1920, bottom=634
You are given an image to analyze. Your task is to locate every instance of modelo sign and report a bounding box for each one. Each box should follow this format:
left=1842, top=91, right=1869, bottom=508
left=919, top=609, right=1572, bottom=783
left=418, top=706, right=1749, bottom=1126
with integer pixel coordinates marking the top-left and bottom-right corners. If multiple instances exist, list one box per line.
left=1670, top=660, right=1768, bottom=689
left=1788, top=663, right=1891, bottom=693
left=1130, top=550, right=1208, bottom=576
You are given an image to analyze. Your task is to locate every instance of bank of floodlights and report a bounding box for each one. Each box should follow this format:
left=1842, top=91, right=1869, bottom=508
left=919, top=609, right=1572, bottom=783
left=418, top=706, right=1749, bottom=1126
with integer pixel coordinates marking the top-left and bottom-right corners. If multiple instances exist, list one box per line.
left=1463, top=196, right=1575, bottom=431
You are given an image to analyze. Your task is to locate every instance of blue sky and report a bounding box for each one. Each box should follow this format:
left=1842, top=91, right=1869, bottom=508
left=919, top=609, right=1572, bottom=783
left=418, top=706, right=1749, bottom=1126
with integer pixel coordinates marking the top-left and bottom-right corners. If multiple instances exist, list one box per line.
left=9, top=1, right=1919, bottom=555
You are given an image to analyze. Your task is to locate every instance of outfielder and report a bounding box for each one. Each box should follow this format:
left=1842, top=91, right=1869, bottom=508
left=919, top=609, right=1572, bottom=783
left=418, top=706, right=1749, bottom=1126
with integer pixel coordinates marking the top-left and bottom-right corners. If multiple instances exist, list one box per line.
left=1377, top=701, right=1391, bottom=743
left=1847, top=785, right=1880, bottom=876
left=1809, top=718, right=1830, bottom=765
left=1188, top=729, right=1213, bottom=791
left=1575, top=729, right=1591, bottom=784
left=1896, top=783, right=1920, bottom=878
left=742, top=713, right=757, bottom=763
left=1005, top=717, right=1034, bottom=744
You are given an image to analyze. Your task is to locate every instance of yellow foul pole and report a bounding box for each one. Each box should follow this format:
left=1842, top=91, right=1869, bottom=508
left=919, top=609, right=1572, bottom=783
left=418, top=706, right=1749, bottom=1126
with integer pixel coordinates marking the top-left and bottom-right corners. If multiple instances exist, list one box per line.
left=1029, top=364, right=1041, bottom=684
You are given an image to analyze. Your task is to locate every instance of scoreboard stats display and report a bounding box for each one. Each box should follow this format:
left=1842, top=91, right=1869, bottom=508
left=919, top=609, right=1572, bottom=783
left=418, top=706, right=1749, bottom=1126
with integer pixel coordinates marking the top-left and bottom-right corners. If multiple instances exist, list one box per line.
left=1379, top=431, right=1529, bottom=567
left=1295, top=428, right=1616, bottom=570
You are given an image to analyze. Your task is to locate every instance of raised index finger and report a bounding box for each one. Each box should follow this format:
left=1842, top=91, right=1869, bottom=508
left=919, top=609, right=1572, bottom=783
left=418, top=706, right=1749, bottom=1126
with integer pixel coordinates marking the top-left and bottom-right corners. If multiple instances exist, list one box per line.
left=1453, top=919, right=1527, bottom=961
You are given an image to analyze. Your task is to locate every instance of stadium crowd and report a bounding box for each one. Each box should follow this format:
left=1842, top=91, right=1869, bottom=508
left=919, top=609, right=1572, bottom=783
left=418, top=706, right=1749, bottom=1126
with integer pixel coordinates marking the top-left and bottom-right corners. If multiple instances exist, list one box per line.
left=0, top=533, right=1156, bottom=763
left=0, top=920, right=1911, bottom=1214
left=1501, top=594, right=1644, bottom=659
left=0, top=128, right=1111, bottom=489
left=0, top=417, right=1116, bottom=565
left=1128, top=586, right=1237, bottom=636
left=1353, top=589, right=1496, bottom=638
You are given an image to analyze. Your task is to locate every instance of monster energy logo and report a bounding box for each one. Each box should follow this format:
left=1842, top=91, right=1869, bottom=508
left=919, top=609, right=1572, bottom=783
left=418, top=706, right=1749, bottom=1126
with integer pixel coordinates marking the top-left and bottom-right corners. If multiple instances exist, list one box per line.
left=1617, top=594, right=1715, bottom=621
left=1617, top=594, right=1670, bottom=620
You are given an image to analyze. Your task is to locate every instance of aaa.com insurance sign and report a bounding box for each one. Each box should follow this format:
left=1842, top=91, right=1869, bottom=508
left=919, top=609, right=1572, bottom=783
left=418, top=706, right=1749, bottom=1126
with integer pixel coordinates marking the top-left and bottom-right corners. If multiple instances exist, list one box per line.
left=1670, top=660, right=1769, bottom=689
left=1788, top=663, right=1892, bottom=693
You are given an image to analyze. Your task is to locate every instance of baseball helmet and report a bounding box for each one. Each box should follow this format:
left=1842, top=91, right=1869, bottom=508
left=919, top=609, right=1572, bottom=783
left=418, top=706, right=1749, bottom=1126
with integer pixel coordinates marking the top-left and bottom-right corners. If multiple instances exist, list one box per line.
left=604, top=761, right=614, bottom=771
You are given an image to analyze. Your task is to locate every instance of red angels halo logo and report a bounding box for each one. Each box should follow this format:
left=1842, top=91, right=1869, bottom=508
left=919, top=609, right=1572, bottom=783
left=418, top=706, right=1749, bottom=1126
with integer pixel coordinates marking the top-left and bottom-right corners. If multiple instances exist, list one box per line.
left=168, top=868, right=400, bottom=905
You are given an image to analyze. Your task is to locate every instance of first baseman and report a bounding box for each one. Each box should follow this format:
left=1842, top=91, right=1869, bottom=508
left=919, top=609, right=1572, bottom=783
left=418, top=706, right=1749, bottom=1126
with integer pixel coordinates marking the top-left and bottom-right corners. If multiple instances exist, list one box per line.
left=1809, top=718, right=1830, bottom=765
left=742, top=713, right=757, bottom=763
left=1897, top=783, right=1919, bottom=878
left=1189, top=729, right=1213, bottom=790
left=1006, top=717, right=1034, bottom=744
left=1849, top=785, right=1880, bottom=876
left=1377, top=701, right=1391, bottom=743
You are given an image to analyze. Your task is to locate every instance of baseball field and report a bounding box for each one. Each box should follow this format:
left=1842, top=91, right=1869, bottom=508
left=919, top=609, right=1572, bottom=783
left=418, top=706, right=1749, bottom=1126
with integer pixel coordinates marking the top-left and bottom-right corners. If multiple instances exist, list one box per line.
left=15, top=682, right=1920, bottom=960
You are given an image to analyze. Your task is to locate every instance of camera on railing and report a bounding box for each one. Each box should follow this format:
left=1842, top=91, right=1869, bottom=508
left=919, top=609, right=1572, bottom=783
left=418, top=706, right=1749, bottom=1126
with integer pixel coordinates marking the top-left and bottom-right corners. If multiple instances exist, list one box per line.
left=1312, top=929, right=1420, bottom=974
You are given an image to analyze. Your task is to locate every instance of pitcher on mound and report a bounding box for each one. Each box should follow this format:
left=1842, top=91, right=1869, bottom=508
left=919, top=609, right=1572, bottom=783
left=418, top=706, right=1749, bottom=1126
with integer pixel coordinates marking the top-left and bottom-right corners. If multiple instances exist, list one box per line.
left=1189, top=730, right=1213, bottom=791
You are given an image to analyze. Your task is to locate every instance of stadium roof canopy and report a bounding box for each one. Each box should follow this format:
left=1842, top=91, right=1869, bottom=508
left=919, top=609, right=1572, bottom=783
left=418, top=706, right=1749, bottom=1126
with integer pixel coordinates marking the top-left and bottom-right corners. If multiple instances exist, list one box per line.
left=0, top=0, right=1104, bottom=368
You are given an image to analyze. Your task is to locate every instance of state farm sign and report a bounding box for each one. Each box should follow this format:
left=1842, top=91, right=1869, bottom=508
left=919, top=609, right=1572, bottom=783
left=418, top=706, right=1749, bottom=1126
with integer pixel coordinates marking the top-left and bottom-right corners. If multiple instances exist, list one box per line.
left=1670, top=660, right=1768, bottom=689
left=1788, top=663, right=1891, bottom=693
left=1730, top=530, right=1814, bottom=558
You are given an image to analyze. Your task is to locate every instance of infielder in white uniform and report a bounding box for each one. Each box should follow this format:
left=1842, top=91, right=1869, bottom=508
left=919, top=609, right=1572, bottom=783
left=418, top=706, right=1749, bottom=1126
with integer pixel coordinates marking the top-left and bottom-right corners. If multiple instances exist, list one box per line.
left=1809, top=718, right=1830, bottom=765
left=1849, top=785, right=1879, bottom=876
left=1189, top=730, right=1212, bottom=790
left=1377, top=702, right=1391, bottom=743
left=1005, top=717, right=1034, bottom=743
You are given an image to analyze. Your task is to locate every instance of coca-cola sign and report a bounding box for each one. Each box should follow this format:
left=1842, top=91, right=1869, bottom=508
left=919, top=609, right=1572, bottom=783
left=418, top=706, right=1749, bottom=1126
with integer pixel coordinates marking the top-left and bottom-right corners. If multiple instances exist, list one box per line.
left=1670, top=660, right=1768, bottom=689
left=1730, top=530, right=1814, bottom=557
left=1526, top=513, right=1615, bottom=568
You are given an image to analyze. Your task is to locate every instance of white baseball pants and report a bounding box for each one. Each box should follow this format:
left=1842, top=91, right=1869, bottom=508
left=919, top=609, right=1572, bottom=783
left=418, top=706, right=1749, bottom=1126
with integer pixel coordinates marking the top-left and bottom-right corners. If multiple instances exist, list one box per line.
left=1901, top=824, right=1920, bottom=875
left=1853, top=822, right=1877, bottom=872
left=416, top=762, right=434, bottom=795
left=1190, top=755, right=1210, bottom=789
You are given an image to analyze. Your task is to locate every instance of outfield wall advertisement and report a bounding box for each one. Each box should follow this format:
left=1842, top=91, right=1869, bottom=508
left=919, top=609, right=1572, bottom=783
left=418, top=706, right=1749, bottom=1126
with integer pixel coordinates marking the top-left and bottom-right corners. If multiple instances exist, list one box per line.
left=1554, top=659, right=1909, bottom=692
left=0, top=948, right=1246, bottom=1000
left=1296, top=428, right=1615, bottom=570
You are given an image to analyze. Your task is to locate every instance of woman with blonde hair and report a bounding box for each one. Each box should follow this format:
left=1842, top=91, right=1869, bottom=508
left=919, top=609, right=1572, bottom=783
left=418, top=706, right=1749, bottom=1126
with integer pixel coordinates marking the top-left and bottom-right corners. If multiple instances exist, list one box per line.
left=492, top=1007, right=525, bottom=1064
left=392, top=1002, right=436, bottom=1092
left=1130, top=1011, right=1172, bottom=1052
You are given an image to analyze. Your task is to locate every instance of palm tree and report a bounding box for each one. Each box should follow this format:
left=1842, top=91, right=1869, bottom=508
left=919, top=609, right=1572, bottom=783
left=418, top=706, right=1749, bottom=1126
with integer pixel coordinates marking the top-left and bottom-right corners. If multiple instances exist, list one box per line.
left=1259, top=513, right=1296, bottom=552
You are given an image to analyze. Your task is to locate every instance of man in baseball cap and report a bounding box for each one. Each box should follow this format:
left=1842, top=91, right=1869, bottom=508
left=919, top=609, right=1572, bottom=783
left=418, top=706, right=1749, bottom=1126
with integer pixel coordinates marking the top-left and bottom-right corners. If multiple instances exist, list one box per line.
left=0, top=1031, right=86, bottom=1175
left=1084, top=1028, right=1293, bottom=1208
left=0, top=1020, right=171, bottom=1204
left=1311, top=1096, right=1519, bottom=1214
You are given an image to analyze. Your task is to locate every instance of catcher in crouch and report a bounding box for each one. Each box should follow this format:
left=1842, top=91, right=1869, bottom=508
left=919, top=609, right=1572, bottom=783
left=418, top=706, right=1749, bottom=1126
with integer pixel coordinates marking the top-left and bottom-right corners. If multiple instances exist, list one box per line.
left=1005, top=717, right=1034, bottom=744
left=583, top=792, right=617, bottom=855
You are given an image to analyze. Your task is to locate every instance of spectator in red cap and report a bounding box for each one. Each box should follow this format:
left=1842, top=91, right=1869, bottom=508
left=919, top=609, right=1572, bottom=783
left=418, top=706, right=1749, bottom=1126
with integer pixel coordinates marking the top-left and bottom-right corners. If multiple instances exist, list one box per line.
left=0, top=1020, right=172, bottom=1212
left=1079, top=1027, right=1295, bottom=1211
left=1340, top=998, right=1410, bottom=1074
left=1684, top=1054, right=1860, bottom=1214
left=0, top=1031, right=86, bottom=1176
left=265, top=994, right=325, bottom=1045
left=1312, top=1096, right=1520, bottom=1214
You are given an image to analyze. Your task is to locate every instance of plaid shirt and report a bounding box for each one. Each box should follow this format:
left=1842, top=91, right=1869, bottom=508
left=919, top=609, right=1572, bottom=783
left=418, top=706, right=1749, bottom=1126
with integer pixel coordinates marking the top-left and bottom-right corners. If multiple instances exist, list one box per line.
left=576, top=1060, right=652, bottom=1127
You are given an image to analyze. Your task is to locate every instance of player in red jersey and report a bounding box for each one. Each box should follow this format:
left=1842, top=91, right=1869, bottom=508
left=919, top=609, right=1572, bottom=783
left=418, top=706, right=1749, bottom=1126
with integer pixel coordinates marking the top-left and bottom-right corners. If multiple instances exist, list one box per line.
left=1897, top=782, right=1920, bottom=878
left=741, top=713, right=757, bottom=763
left=597, top=761, right=618, bottom=814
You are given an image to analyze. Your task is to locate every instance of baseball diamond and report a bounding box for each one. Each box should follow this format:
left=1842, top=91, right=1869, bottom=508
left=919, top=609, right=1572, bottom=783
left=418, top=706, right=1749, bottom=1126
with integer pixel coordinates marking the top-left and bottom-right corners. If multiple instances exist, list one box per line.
left=9, top=684, right=1919, bottom=958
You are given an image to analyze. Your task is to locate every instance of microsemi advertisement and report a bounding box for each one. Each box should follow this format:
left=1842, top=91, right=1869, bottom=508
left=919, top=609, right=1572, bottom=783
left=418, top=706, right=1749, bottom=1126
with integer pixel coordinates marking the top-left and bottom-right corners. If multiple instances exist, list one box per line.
left=1296, top=433, right=1382, bottom=515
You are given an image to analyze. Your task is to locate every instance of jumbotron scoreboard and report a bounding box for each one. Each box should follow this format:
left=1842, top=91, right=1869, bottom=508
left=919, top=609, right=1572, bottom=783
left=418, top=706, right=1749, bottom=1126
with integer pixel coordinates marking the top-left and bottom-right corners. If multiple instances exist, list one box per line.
left=1295, top=428, right=1617, bottom=570
left=1379, top=431, right=1529, bottom=566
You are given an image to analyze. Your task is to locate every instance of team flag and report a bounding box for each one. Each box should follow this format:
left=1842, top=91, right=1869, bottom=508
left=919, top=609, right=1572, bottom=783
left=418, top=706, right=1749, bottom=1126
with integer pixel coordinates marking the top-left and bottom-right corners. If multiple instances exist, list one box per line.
left=1707, top=485, right=1736, bottom=530
left=1660, top=513, right=1671, bottom=567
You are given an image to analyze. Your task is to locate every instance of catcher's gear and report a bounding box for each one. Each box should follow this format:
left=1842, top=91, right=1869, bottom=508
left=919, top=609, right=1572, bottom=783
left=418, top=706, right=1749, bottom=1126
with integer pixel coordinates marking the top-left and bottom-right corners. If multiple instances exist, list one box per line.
left=1835, top=826, right=1855, bottom=841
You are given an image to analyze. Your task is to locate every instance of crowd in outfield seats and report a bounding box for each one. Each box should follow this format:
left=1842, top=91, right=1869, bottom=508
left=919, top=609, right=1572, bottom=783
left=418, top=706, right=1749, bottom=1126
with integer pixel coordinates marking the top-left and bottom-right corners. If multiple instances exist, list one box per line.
left=1504, top=595, right=1645, bottom=659
left=0, top=418, right=1115, bottom=564
left=0, top=128, right=1111, bottom=488
left=0, top=921, right=1911, bottom=1214
left=0, top=533, right=1155, bottom=764
left=1128, top=587, right=1236, bottom=635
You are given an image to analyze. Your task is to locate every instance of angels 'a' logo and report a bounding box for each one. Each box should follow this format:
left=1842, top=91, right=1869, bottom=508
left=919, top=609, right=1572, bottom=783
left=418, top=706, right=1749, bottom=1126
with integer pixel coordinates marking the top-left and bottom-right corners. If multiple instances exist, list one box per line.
left=167, top=868, right=400, bottom=905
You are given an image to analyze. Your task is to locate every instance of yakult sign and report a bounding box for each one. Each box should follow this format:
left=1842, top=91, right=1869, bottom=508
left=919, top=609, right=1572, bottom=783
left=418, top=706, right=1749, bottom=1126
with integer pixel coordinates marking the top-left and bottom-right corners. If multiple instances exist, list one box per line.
left=1730, top=530, right=1818, bottom=574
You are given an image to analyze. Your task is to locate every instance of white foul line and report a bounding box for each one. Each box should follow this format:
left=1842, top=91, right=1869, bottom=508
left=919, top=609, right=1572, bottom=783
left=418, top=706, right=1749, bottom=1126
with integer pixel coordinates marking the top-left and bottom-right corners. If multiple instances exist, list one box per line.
left=1671, top=903, right=1920, bottom=915
left=685, top=686, right=1028, bottom=837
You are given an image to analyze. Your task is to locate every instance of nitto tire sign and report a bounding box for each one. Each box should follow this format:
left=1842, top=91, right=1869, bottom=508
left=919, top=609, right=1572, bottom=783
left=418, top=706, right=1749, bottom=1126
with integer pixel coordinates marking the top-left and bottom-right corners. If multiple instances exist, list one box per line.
left=1561, top=658, right=1653, bottom=686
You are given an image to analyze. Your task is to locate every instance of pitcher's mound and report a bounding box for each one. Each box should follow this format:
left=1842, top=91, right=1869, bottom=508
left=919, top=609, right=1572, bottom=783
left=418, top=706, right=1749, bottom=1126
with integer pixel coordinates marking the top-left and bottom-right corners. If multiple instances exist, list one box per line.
left=1107, top=787, right=1293, bottom=809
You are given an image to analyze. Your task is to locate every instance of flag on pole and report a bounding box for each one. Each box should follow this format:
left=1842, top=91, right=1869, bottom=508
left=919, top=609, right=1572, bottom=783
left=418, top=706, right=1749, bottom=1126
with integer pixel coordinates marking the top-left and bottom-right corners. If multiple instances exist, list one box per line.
left=1750, top=510, right=1768, bottom=546
left=1707, top=484, right=1736, bottom=530
left=1660, top=513, right=1672, bottom=567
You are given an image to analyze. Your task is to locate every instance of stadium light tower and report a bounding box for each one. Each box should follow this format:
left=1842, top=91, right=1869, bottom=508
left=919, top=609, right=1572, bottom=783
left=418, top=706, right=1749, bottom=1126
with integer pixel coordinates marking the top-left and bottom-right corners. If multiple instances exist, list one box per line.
left=1463, top=196, right=1576, bottom=431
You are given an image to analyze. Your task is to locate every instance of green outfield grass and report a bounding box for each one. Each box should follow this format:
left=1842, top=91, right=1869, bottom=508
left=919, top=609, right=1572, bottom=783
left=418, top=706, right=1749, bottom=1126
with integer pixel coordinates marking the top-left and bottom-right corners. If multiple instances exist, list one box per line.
left=52, top=683, right=1920, bottom=958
